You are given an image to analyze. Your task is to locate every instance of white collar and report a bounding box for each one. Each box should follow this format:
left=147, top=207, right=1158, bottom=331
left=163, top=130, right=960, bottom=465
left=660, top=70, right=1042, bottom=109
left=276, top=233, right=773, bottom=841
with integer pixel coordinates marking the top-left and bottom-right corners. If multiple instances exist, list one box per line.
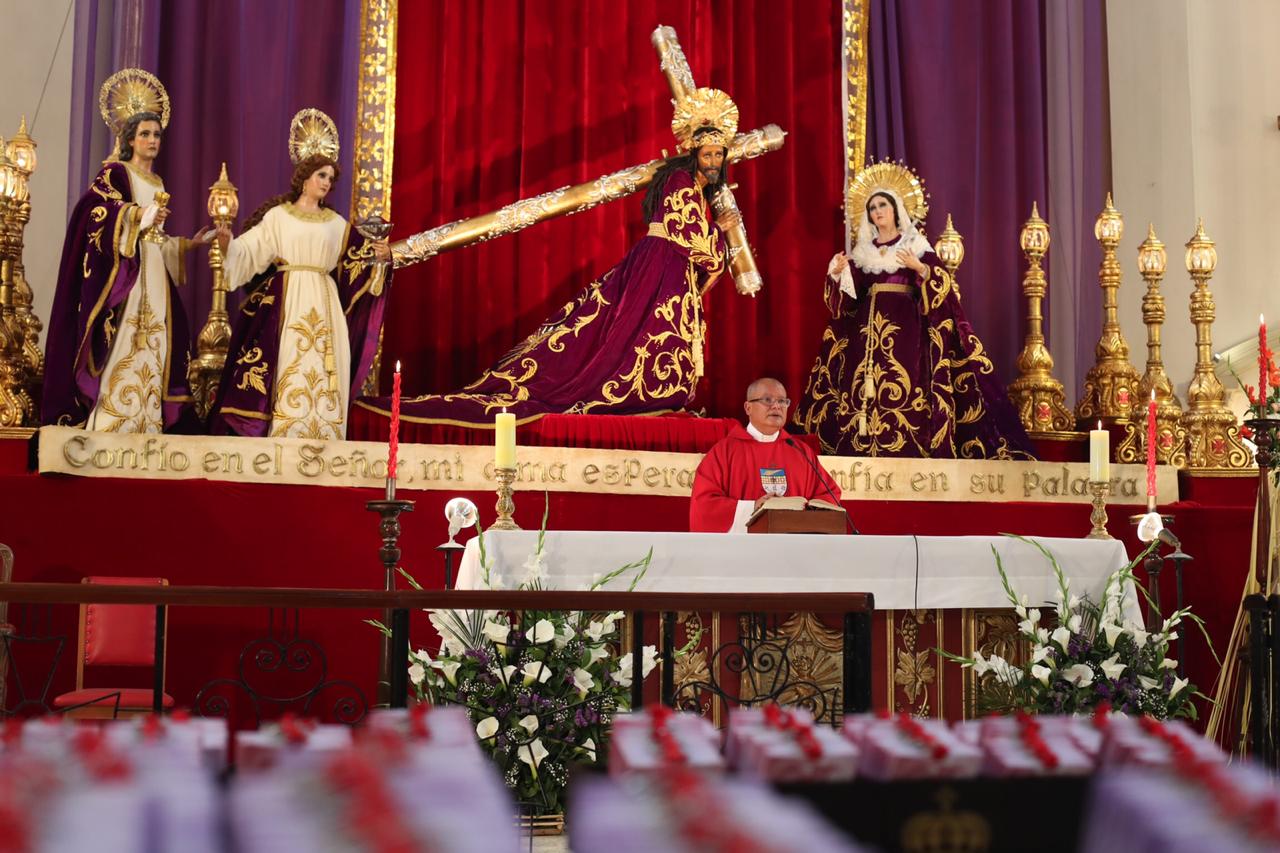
left=746, top=423, right=780, bottom=443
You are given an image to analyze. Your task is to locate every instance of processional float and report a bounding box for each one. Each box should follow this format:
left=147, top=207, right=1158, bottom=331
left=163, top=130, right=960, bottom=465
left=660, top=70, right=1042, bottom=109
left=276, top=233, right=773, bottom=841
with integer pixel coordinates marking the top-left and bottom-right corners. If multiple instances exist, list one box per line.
left=183, top=27, right=786, bottom=414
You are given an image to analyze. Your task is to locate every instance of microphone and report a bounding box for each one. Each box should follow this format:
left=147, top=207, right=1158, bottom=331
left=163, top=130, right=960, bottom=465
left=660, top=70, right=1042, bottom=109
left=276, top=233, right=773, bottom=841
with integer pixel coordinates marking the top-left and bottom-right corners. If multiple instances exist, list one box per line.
left=785, top=438, right=859, bottom=535
left=1156, top=527, right=1181, bottom=550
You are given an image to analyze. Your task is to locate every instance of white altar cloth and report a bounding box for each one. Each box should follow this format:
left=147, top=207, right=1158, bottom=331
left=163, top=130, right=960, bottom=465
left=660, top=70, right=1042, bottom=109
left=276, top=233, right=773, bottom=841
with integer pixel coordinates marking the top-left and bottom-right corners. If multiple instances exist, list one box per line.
left=456, top=532, right=1139, bottom=619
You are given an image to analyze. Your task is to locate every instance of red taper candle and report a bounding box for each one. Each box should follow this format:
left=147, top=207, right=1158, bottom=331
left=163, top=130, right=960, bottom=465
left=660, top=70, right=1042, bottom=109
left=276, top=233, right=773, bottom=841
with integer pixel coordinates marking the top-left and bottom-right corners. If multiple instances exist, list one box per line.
left=1146, top=389, right=1157, bottom=511
left=388, top=360, right=402, bottom=483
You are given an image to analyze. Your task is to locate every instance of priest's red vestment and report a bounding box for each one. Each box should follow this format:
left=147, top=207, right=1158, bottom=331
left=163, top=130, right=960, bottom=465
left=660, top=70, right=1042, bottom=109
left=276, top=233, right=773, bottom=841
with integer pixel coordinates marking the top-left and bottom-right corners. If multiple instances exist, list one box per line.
left=689, top=424, right=843, bottom=532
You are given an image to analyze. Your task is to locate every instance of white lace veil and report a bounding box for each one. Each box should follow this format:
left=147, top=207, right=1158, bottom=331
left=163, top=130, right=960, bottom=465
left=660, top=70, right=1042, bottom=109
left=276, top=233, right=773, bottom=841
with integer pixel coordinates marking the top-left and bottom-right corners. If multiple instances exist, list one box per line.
left=847, top=188, right=933, bottom=275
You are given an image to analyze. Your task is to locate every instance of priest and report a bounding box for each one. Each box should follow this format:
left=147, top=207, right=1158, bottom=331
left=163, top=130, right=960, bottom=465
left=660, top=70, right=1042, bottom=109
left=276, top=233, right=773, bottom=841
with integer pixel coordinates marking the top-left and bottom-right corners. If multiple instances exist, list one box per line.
left=689, top=377, right=842, bottom=532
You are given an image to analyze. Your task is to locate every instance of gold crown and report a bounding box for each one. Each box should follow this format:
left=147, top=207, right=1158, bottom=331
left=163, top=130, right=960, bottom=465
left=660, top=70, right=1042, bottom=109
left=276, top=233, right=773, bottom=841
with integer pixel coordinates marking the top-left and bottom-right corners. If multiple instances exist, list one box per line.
left=900, top=788, right=991, bottom=853
left=671, top=87, right=739, bottom=152
left=288, top=108, right=340, bottom=165
left=847, top=159, right=930, bottom=227
left=99, top=68, right=170, bottom=137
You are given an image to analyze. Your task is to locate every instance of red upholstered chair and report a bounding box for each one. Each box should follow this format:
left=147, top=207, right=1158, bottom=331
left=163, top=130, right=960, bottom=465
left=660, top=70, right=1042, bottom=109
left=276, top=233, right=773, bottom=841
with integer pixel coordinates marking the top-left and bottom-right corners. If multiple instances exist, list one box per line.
left=52, top=577, right=174, bottom=719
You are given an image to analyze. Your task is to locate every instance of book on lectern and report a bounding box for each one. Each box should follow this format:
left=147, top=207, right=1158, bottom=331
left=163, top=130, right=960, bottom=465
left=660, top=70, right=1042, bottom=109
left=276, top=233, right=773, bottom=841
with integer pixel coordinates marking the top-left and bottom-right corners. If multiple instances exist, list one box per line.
left=746, top=496, right=843, bottom=527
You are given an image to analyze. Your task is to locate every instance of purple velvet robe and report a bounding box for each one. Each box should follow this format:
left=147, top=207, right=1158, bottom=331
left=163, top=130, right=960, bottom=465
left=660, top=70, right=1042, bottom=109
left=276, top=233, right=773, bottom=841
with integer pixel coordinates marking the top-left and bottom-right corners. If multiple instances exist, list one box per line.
left=41, top=163, right=194, bottom=429
left=206, top=222, right=389, bottom=437
left=358, top=169, right=725, bottom=427
left=793, top=243, right=1034, bottom=459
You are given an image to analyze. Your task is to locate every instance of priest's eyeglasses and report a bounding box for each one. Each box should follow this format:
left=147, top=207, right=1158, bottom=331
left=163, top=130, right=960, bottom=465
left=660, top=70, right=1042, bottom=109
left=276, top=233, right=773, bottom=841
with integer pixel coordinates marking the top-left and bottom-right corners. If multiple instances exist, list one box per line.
left=748, top=396, right=791, bottom=408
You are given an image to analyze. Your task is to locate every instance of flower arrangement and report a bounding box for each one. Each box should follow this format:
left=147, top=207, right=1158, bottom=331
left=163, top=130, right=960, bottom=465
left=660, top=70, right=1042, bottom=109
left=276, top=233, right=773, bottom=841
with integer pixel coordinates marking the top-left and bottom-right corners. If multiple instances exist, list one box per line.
left=941, top=535, right=1217, bottom=720
left=374, top=504, right=659, bottom=816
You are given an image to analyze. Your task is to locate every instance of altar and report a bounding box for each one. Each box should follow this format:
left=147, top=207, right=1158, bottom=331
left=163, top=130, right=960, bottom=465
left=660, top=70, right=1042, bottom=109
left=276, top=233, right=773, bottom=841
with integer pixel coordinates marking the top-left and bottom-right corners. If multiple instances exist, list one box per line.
left=458, top=531, right=1140, bottom=721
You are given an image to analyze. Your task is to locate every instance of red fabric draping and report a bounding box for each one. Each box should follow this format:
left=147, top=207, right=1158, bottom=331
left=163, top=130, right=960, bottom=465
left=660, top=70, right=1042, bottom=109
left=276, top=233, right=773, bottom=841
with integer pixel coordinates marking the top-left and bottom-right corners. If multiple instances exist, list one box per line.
left=348, top=408, right=820, bottom=454
left=385, top=0, right=845, bottom=421
left=1, top=450, right=1250, bottom=726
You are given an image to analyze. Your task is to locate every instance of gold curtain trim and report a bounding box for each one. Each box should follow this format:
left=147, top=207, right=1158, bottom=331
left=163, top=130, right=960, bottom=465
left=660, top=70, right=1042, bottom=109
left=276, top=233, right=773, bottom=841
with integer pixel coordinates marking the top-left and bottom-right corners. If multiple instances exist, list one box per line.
left=843, top=0, right=870, bottom=246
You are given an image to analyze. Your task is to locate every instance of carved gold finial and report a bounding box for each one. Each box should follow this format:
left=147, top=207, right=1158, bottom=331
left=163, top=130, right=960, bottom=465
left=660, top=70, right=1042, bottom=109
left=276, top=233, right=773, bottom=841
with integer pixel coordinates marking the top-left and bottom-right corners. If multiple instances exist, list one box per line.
left=1179, top=219, right=1250, bottom=470
left=1076, top=194, right=1141, bottom=429
left=935, top=213, right=965, bottom=277
left=1118, top=224, right=1187, bottom=466
left=1009, top=202, right=1073, bottom=434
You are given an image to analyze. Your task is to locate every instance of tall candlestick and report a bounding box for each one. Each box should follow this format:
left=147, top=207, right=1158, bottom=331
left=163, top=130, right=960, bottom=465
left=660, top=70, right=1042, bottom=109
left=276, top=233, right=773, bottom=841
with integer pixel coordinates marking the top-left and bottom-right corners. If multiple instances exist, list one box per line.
left=1089, top=420, right=1110, bottom=483
left=1146, top=390, right=1157, bottom=511
left=495, top=409, right=516, bottom=468
left=386, top=361, right=401, bottom=501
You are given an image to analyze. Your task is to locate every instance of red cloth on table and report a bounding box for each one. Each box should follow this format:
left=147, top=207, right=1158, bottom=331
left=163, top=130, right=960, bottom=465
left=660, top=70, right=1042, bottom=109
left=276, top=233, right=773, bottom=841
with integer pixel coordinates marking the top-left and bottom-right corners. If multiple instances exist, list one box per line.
left=689, top=424, right=842, bottom=532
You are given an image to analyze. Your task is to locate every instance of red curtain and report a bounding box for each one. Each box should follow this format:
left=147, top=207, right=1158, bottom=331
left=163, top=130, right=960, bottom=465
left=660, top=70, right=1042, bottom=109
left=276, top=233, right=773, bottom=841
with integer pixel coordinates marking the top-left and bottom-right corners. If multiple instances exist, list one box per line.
left=386, top=0, right=845, bottom=420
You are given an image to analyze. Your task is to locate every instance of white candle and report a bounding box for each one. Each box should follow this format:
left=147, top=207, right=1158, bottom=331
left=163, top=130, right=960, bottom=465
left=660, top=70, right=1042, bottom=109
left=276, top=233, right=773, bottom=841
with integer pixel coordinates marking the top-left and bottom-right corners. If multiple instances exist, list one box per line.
left=1089, top=421, right=1110, bottom=483
left=495, top=409, right=516, bottom=469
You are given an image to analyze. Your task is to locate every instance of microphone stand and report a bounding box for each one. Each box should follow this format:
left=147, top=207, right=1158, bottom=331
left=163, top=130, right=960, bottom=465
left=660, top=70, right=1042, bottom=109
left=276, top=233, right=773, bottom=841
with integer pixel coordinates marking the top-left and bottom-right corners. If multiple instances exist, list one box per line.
left=784, top=437, right=860, bottom=534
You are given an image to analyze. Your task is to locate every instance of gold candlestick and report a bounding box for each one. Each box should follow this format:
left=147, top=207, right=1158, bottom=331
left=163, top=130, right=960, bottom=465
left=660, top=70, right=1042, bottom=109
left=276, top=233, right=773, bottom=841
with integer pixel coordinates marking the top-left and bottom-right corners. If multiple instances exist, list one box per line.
left=491, top=466, right=521, bottom=531
left=1076, top=194, right=1141, bottom=427
left=0, top=137, right=35, bottom=428
left=190, top=164, right=239, bottom=419
left=1118, top=224, right=1188, bottom=466
left=1087, top=481, right=1112, bottom=540
left=1179, top=219, right=1251, bottom=470
left=1008, top=203, right=1074, bottom=434
left=6, top=118, right=42, bottom=385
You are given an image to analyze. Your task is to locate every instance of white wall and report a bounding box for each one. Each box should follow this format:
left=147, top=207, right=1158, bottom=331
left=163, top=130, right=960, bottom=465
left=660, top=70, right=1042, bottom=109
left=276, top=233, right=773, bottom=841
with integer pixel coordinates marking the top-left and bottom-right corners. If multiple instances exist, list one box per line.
left=1108, top=0, right=1280, bottom=413
left=0, top=0, right=75, bottom=348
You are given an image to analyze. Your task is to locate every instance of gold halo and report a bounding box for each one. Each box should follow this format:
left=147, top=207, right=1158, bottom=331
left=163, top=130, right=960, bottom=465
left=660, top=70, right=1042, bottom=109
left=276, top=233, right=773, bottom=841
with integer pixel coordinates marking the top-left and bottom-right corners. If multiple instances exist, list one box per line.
left=671, top=87, right=739, bottom=152
left=846, top=160, right=929, bottom=228
left=99, top=68, right=170, bottom=136
left=289, top=108, right=340, bottom=165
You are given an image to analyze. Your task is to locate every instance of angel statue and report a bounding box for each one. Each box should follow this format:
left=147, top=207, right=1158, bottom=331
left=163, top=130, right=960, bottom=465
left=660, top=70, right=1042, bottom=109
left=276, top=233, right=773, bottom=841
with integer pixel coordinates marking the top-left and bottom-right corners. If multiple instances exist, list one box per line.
left=206, top=109, right=393, bottom=439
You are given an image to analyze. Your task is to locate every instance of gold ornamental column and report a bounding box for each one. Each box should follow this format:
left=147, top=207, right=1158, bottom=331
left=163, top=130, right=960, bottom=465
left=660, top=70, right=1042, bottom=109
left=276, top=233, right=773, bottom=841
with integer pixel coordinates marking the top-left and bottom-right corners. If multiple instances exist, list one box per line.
left=6, top=119, right=42, bottom=387
left=1008, top=203, right=1074, bottom=434
left=189, top=164, right=240, bottom=419
left=0, top=139, right=35, bottom=428
left=1117, top=225, right=1187, bottom=466
left=1179, top=220, right=1251, bottom=471
left=1076, top=194, right=1140, bottom=428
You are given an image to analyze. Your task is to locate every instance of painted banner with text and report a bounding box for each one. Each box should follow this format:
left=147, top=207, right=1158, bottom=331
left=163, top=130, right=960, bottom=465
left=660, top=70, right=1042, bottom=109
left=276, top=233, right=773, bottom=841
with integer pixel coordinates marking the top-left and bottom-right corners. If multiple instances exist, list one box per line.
left=36, top=426, right=1179, bottom=504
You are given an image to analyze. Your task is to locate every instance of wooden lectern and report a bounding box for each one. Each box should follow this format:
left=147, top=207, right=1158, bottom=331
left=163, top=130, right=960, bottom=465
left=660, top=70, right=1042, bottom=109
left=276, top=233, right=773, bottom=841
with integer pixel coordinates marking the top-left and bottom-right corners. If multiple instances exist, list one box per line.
left=747, top=509, right=847, bottom=535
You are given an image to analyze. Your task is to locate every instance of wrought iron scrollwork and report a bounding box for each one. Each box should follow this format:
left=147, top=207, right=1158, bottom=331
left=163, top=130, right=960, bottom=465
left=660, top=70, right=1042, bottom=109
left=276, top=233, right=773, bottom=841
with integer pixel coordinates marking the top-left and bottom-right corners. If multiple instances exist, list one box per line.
left=195, top=608, right=366, bottom=726
left=670, top=612, right=842, bottom=724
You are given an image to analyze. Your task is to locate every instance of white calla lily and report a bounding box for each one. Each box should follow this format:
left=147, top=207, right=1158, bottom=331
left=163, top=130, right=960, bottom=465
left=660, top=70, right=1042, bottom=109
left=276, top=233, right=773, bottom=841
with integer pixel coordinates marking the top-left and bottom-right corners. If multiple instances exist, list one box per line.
left=483, top=620, right=510, bottom=645
left=1099, top=655, right=1126, bottom=681
left=525, top=619, right=556, bottom=645
left=476, top=716, right=499, bottom=741
left=518, top=715, right=540, bottom=735
left=580, top=737, right=597, bottom=762
left=522, top=661, right=553, bottom=685
left=1062, top=664, right=1094, bottom=687
left=1138, top=675, right=1160, bottom=690
left=408, top=663, right=426, bottom=686
left=1051, top=626, right=1072, bottom=650
left=1031, top=664, right=1052, bottom=686
left=1101, top=623, right=1124, bottom=648
left=572, top=667, right=596, bottom=696
left=518, top=738, right=550, bottom=776
left=1170, top=677, right=1189, bottom=698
